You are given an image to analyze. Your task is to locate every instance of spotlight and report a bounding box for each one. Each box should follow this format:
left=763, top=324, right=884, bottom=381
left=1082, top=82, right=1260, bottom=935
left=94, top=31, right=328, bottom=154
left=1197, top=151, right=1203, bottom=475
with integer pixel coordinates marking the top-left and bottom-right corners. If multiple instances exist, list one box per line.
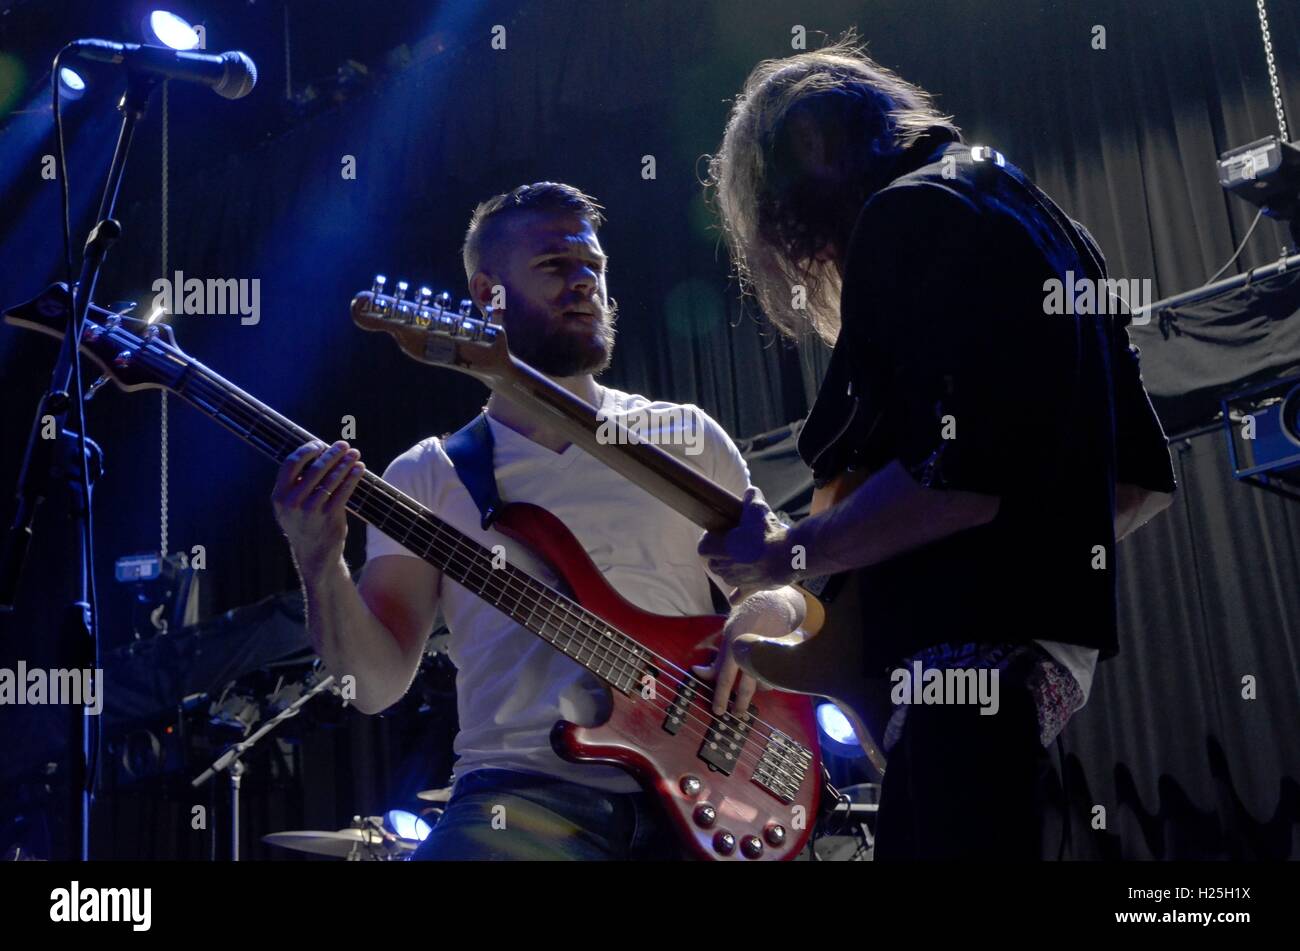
left=142, top=10, right=201, bottom=50
left=816, top=701, right=864, bottom=757
left=58, top=66, right=86, bottom=101
left=383, top=809, right=432, bottom=843
left=1218, top=135, right=1300, bottom=232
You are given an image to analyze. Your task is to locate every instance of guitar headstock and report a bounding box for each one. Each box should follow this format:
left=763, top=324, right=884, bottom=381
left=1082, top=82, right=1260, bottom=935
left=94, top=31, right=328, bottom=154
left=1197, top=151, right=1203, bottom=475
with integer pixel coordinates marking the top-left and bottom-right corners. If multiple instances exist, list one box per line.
left=351, top=275, right=512, bottom=382
left=3, top=283, right=187, bottom=393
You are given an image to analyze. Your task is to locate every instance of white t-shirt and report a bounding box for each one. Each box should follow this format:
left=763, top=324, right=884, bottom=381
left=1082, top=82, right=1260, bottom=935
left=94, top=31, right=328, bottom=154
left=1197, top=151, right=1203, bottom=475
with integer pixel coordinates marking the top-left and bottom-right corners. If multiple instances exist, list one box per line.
left=365, top=386, right=751, bottom=793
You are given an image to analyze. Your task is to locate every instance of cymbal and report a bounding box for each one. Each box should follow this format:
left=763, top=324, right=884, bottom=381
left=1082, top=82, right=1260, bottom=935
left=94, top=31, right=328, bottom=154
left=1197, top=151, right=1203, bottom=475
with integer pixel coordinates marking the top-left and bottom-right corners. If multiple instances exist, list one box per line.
left=263, top=828, right=387, bottom=858
left=416, top=786, right=454, bottom=803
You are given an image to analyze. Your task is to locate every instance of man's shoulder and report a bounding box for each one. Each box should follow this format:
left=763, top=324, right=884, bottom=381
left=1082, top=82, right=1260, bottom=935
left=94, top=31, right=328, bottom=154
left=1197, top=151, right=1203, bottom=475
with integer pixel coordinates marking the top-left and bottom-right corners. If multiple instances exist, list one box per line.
left=600, top=387, right=745, bottom=486
left=857, top=145, right=997, bottom=237
left=602, top=388, right=725, bottom=438
left=383, top=435, right=453, bottom=482
left=873, top=143, right=1105, bottom=277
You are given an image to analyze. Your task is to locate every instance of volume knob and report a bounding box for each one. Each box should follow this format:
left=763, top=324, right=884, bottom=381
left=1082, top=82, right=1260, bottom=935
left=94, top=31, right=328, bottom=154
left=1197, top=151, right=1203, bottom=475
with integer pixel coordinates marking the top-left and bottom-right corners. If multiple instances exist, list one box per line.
left=740, top=835, right=764, bottom=859
left=693, top=804, right=716, bottom=828
left=713, top=831, right=736, bottom=856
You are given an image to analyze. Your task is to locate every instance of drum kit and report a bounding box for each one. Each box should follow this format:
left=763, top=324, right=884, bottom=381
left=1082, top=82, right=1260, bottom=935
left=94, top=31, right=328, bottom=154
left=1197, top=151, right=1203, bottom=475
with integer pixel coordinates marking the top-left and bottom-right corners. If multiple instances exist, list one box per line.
left=262, top=787, right=453, bottom=861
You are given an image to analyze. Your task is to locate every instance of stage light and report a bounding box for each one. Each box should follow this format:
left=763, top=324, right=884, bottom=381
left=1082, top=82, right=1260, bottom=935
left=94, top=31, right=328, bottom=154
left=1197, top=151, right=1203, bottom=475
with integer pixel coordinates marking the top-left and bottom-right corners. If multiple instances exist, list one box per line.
left=58, top=67, right=86, bottom=101
left=816, top=701, right=864, bottom=756
left=384, top=809, right=432, bottom=842
left=143, top=10, right=201, bottom=50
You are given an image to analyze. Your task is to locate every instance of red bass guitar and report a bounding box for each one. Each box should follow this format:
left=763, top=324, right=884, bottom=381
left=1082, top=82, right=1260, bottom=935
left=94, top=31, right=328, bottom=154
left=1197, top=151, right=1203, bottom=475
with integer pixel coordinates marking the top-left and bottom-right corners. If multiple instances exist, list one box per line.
left=5, top=285, right=821, bottom=861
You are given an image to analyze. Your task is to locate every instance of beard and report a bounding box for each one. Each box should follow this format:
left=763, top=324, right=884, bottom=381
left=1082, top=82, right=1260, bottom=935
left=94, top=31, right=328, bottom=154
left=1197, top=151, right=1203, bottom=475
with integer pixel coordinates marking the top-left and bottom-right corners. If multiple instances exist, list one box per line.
left=502, top=293, right=619, bottom=377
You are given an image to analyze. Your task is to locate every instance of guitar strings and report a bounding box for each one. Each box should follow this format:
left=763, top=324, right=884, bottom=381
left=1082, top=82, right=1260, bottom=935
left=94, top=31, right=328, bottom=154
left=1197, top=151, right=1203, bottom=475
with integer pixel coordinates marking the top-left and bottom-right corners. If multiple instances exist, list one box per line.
left=346, top=480, right=804, bottom=777
left=172, top=358, right=806, bottom=789
left=198, top=382, right=797, bottom=780
left=123, top=331, right=814, bottom=783
left=348, top=482, right=797, bottom=778
left=135, top=334, right=806, bottom=781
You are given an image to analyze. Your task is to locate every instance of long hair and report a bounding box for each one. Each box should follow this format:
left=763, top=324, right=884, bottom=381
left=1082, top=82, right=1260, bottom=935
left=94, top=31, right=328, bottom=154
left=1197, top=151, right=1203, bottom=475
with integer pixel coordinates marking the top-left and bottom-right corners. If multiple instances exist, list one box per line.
left=706, top=33, right=958, bottom=344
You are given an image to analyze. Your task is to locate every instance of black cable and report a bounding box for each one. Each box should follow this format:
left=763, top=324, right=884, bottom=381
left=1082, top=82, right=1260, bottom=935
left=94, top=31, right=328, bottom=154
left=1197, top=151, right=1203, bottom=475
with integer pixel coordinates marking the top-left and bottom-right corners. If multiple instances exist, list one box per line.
left=53, top=48, right=73, bottom=283
left=1205, top=208, right=1264, bottom=285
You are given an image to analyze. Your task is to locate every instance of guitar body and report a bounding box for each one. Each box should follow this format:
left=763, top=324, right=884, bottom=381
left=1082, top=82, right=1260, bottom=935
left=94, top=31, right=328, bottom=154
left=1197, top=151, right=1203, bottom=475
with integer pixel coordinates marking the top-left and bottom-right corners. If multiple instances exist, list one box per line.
left=493, top=502, right=822, bottom=861
left=733, top=471, right=893, bottom=773
left=346, top=281, right=893, bottom=769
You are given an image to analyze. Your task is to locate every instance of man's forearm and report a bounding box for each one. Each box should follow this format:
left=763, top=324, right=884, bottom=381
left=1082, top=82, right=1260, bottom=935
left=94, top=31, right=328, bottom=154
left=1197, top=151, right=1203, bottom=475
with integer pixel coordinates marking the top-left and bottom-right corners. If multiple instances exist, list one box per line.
left=300, top=556, right=415, bottom=715
left=788, top=460, right=1000, bottom=578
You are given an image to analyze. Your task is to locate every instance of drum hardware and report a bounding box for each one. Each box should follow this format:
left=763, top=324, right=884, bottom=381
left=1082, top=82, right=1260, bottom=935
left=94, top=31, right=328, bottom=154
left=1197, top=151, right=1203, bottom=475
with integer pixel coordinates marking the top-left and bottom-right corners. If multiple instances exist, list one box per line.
left=192, top=672, right=338, bottom=860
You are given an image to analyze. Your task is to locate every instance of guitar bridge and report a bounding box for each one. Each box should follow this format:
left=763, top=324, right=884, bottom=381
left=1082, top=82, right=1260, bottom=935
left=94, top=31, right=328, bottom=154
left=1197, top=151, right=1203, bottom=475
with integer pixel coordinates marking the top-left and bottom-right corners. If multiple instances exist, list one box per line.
left=751, top=729, right=813, bottom=804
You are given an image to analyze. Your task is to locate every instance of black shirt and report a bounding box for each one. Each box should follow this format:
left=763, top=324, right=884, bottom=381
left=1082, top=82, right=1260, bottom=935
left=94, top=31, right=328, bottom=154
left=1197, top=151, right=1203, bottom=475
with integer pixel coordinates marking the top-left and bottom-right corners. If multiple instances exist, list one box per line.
left=797, top=129, right=1176, bottom=667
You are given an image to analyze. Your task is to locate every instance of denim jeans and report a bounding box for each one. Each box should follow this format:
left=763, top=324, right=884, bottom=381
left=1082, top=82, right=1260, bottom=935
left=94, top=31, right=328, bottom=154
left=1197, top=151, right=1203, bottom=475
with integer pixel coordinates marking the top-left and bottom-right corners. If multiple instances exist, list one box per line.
left=411, top=768, right=682, bottom=861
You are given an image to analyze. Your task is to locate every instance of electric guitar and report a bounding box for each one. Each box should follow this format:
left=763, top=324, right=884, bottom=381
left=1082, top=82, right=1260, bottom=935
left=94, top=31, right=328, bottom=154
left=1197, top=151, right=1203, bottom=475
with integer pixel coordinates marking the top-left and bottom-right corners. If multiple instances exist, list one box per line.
left=348, top=277, right=893, bottom=772
left=5, top=284, right=820, bottom=861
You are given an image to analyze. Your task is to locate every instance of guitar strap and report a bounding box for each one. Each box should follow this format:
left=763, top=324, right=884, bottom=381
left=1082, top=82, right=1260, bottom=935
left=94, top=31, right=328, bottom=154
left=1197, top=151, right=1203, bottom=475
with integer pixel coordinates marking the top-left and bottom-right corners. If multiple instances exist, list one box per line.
left=443, top=412, right=504, bottom=530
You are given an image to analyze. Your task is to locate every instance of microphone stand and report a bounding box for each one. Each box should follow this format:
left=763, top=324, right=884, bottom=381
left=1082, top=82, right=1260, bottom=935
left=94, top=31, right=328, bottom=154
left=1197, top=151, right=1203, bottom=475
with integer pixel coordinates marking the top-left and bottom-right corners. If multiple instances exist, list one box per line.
left=192, top=675, right=338, bottom=861
left=0, top=67, right=161, bottom=860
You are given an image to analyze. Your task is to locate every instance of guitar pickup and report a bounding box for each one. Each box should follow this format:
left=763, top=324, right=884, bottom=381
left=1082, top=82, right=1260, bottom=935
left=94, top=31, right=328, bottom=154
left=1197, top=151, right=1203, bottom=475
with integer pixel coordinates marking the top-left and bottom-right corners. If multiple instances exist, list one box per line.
left=698, top=708, right=755, bottom=775
left=662, top=679, right=698, bottom=735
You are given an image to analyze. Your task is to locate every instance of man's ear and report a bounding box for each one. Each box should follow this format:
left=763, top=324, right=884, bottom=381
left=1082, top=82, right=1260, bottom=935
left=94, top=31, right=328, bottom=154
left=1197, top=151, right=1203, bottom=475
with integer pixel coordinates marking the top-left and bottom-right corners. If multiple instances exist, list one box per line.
left=468, top=272, right=496, bottom=316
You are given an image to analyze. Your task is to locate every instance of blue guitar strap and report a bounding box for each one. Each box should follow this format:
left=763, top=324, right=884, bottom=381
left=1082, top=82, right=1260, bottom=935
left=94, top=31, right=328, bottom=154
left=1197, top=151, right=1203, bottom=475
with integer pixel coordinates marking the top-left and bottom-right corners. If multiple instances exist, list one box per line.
left=442, top=412, right=504, bottom=530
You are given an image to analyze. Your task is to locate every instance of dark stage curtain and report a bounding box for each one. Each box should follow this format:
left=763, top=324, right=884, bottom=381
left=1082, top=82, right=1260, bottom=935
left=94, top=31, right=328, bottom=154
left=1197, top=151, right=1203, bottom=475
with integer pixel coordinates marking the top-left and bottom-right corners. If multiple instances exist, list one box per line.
left=1064, top=427, right=1300, bottom=860
left=2, top=0, right=1298, bottom=859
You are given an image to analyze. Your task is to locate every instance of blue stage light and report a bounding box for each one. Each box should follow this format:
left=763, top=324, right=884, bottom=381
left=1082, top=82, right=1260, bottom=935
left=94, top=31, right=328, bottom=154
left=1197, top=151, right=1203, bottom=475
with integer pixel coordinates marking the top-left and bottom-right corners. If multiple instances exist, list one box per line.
left=384, top=809, right=432, bottom=842
left=816, top=701, right=862, bottom=753
left=58, top=67, right=86, bottom=101
left=145, top=11, right=201, bottom=50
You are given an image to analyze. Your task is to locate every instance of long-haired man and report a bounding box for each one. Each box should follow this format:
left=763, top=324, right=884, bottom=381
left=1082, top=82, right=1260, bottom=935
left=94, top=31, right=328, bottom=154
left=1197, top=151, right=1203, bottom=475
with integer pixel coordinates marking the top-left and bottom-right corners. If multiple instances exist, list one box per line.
left=699, top=38, right=1176, bottom=859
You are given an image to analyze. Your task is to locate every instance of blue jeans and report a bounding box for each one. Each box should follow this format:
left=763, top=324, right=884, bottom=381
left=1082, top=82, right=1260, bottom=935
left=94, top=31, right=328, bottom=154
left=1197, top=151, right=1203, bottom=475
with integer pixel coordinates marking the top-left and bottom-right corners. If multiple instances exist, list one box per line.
left=411, top=768, right=682, bottom=861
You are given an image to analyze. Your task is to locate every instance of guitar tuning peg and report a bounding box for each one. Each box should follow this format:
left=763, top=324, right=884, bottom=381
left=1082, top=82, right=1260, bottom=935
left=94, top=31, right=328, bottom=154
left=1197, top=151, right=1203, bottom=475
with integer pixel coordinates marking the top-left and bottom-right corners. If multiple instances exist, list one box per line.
left=85, top=374, right=111, bottom=402
left=394, top=280, right=409, bottom=301
left=371, top=274, right=387, bottom=295
left=417, top=286, right=432, bottom=306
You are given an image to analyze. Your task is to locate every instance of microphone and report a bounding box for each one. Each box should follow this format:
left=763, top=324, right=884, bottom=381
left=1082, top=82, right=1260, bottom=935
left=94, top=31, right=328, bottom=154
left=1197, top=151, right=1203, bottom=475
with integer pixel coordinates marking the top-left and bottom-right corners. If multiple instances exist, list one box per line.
left=70, top=39, right=258, bottom=100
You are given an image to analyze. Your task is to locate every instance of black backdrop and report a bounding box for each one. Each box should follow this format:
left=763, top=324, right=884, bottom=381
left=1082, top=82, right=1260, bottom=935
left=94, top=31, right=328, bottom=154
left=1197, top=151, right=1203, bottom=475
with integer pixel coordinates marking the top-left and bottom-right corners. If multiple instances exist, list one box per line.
left=1, top=0, right=1298, bottom=859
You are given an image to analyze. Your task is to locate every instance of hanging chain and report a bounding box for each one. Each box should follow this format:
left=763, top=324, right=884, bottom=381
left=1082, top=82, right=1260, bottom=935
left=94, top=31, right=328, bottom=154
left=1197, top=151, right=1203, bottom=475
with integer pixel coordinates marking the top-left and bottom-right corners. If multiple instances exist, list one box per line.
left=1257, top=0, right=1289, bottom=141
left=160, top=80, right=170, bottom=559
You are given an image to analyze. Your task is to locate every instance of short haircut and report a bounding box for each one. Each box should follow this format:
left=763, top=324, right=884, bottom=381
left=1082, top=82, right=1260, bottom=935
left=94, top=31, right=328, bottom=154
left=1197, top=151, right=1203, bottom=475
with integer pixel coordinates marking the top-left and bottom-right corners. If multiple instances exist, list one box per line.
left=461, top=182, right=606, bottom=282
